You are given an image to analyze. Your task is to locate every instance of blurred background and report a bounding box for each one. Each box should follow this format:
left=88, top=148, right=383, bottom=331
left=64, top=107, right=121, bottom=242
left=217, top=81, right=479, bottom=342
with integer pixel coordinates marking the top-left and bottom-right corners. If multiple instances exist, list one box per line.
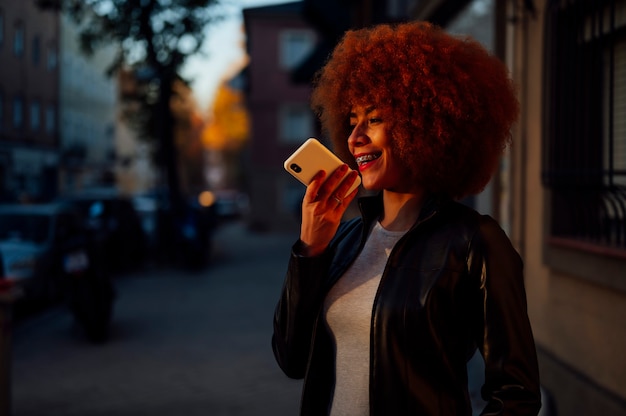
left=0, top=0, right=625, bottom=415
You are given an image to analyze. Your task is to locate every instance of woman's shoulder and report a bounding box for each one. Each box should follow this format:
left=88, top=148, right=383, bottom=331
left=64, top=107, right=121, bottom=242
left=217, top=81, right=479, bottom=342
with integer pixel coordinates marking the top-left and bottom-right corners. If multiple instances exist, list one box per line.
left=438, top=200, right=511, bottom=243
left=441, top=200, right=499, bottom=226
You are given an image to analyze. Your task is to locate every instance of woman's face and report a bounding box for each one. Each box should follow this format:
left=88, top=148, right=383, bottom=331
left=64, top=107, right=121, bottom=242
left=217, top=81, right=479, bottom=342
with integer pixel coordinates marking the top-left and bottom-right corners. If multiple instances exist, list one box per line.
left=347, top=105, right=410, bottom=192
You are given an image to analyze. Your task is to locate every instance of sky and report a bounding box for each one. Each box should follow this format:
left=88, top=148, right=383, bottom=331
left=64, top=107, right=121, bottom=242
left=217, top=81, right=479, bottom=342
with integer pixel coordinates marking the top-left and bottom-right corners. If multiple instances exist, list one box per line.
left=182, top=0, right=295, bottom=111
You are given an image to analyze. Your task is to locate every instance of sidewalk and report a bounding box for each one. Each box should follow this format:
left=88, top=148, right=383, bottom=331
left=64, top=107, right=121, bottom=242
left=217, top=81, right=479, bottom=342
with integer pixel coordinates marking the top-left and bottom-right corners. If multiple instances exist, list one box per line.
left=11, top=222, right=302, bottom=416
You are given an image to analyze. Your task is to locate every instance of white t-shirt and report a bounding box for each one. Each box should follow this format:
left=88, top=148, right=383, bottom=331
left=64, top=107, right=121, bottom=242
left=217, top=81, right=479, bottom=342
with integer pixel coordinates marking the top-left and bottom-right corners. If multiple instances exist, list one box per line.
left=323, top=221, right=407, bottom=416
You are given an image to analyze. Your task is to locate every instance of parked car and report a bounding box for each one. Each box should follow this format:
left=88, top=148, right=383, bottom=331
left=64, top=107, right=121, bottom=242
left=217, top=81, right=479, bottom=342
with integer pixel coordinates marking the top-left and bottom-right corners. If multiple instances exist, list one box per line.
left=0, top=203, right=90, bottom=311
left=57, top=191, right=147, bottom=273
left=153, top=198, right=217, bottom=269
left=0, top=202, right=116, bottom=341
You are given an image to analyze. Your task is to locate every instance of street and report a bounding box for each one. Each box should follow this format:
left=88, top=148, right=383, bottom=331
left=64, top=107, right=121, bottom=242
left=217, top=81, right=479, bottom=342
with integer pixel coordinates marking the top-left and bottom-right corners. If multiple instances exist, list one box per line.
left=10, top=222, right=302, bottom=416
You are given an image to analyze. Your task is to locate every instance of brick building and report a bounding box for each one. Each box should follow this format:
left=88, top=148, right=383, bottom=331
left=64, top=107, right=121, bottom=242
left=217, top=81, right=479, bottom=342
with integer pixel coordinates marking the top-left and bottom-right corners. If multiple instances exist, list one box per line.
left=0, top=0, right=60, bottom=202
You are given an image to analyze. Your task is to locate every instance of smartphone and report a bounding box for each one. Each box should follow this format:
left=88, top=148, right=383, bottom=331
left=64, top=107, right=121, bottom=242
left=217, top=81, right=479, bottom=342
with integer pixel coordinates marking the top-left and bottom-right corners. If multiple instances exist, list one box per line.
left=284, top=138, right=361, bottom=197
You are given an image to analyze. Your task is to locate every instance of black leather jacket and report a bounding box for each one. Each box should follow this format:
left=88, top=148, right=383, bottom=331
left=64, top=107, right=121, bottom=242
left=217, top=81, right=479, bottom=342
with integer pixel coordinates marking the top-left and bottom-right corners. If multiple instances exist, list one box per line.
left=272, top=194, right=541, bottom=415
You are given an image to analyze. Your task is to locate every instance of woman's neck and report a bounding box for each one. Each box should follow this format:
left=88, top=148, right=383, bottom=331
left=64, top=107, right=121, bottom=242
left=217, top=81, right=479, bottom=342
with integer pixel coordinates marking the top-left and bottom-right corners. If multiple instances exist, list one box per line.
left=379, top=190, right=426, bottom=231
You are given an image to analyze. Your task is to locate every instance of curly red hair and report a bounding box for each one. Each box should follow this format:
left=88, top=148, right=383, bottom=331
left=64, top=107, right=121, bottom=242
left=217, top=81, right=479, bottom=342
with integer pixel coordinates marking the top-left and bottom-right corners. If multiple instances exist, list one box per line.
left=310, top=21, right=519, bottom=199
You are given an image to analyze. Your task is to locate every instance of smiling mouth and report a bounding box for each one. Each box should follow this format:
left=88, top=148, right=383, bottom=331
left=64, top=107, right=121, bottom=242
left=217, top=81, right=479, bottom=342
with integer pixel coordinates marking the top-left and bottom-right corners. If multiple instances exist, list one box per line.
left=355, top=153, right=381, bottom=167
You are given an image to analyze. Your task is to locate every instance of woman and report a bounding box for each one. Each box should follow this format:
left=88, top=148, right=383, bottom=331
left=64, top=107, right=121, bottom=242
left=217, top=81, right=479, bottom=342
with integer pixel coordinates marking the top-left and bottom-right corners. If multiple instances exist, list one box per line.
left=272, top=21, right=542, bottom=416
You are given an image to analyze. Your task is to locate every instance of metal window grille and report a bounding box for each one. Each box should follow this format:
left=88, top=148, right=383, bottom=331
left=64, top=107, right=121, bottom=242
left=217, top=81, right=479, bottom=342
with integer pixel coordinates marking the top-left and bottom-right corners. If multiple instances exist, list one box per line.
left=543, top=0, right=626, bottom=250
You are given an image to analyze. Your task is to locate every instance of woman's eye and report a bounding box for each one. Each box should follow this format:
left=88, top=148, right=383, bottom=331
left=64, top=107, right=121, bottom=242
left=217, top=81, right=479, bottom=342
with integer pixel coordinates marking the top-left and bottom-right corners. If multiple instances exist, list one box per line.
left=369, top=118, right=382, bottom=124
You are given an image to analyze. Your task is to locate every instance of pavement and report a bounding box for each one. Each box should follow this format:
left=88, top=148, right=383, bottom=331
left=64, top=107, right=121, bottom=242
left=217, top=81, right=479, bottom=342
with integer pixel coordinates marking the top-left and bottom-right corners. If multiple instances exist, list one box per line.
left=9, top=221, right=303, bottom=416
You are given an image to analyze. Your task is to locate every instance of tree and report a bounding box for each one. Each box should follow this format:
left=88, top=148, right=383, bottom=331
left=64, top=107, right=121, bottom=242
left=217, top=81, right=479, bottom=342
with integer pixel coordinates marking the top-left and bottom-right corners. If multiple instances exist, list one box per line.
left=202, top=82, right=249, bottom=152
left=171, top=78, right=207, bottom=196
left=40, top=0, right=223, bottom=214
left=201, top=82, right=250, bottom=190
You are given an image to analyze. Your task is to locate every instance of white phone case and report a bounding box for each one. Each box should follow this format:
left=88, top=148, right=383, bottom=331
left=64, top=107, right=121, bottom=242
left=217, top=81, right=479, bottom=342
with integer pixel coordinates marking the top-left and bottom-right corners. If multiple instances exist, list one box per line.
left=283, top=138, right=361, bottom=197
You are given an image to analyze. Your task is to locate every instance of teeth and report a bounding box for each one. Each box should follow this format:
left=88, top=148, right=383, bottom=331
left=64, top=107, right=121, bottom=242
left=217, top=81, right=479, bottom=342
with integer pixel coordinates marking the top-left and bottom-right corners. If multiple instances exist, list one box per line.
left=356, top=154, right=380, bottom=165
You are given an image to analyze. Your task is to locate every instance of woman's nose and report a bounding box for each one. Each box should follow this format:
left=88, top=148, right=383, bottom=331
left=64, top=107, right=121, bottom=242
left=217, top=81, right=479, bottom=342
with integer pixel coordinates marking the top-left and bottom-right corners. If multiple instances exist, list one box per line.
left=348, top=123, right=367, bottom=147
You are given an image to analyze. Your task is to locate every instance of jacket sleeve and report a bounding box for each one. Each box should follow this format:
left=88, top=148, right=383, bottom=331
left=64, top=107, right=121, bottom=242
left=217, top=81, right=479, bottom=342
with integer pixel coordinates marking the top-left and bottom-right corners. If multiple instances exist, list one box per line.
left=473, top=216, right=542, bottom=416
left=271, top=240, right=333, bottom=379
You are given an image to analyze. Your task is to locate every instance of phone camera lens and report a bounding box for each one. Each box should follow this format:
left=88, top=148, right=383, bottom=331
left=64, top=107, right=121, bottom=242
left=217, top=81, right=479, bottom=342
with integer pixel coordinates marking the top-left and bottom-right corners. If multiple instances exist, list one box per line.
left=290, top=163, right=302, bottom=173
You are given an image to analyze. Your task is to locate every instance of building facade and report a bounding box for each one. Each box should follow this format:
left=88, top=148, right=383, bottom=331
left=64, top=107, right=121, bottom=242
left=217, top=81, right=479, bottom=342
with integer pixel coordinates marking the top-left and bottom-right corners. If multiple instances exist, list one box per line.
left=58, top=12, right=118, bottom=194
left=0, top=1, right=140, bottom=202
left=509, top=1, right=626, bottom=414
left=114, top=68, right=159, bottom=196
left=242, top=2, right=319, bottom=231
left=0, top=0, right=60, bottom=202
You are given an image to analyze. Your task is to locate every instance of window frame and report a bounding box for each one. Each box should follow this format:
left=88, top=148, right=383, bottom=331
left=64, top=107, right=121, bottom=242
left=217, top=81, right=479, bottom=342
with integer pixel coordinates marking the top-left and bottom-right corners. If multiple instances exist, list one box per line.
left=278, top=103, right=314, bottom=143
left=45, top=104, right=56, bottom=134
left=30, top=100, right=40, bottom=131
left=542, top=0, right=626, bottom=257
left=278, top=29, right=316, bottom=70
left=12, top=95, right=23, bottom=129
left=47, top=44, right=57, bottom=71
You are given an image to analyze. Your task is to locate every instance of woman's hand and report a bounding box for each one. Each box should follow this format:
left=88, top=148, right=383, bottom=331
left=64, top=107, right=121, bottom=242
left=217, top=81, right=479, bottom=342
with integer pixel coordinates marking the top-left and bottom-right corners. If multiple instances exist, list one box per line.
left=299, top=164, right=360, bottom=257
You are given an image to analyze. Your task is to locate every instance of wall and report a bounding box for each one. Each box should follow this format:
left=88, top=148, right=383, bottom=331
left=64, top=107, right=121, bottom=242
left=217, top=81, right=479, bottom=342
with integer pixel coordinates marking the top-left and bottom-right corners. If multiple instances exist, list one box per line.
left=508, top=1, right=626, bottom=414
left=58, top=12, right=118, bottom=193
left=0, top=0, right=60, bottom=201
left=244, top=3, right=317, bottom=232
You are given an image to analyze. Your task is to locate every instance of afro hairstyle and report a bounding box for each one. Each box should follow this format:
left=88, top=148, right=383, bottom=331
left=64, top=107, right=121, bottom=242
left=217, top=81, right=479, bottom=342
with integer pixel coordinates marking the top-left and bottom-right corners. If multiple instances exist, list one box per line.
left=310, top=21, right=519, bottom=199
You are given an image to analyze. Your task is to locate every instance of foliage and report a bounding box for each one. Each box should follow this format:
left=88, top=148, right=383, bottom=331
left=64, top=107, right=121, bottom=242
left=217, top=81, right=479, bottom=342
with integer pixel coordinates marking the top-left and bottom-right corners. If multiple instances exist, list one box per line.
left=202, top=83, right=250, bottom=151
left=39, top=0, right=228, bottom=207
left=44, top=0, right=225, bottom=144
left=171, top=79, right=207, bottom=194
left=59, top=0, right=223, bottom=73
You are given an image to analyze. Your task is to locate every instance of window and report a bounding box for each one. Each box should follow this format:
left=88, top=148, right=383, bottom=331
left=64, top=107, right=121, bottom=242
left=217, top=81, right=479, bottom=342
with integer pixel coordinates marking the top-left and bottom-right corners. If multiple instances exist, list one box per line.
left=13, top=22, right=24, bottom=57
left=607, top=39, right=626, bottom=187
left=0, top=91, right=4, bottom=131
left=279, top=30, right=315, bottom=69
left=30, top=101, right=40, bottom=131
left=12, top=96, right=23, bottom=128
left=45, top=105, right=55, bottom=133
left=279, top=104, right=314, bottom=143
left=32, top=35, right=40, bottom=65
left=47, top=45, right=57, bottom=71
left=543, top=0, right=626, bottom=252
left=0, top=10, right=4, bottom=46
